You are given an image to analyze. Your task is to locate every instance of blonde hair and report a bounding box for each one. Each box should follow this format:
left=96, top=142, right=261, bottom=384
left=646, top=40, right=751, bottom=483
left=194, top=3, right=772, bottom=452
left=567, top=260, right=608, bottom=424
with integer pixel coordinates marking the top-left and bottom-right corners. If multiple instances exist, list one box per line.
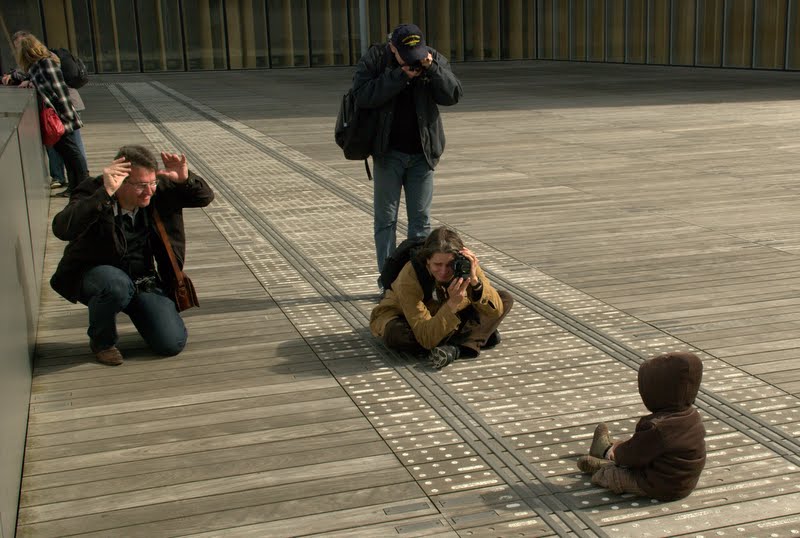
left=15, top=34, right=58, bottom=72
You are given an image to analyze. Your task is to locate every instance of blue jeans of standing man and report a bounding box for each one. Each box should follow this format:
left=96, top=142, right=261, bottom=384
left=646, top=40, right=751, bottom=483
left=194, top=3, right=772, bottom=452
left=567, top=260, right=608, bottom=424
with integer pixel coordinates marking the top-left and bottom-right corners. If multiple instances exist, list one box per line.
left=372, top=150, right=434, bottom=275
left=78, top=265, right=188, bottom=356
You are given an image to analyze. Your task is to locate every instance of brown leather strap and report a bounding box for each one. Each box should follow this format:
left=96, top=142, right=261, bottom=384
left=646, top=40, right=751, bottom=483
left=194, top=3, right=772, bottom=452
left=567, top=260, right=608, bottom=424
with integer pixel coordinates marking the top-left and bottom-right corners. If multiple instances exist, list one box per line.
left=152, top=209, right=184, bottom=285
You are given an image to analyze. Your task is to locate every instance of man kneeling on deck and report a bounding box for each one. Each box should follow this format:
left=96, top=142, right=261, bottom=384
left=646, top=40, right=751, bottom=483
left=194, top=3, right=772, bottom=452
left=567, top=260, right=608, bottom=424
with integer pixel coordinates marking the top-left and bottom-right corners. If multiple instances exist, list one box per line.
left=50, top=145, right=215, bottom=365
left=370, top=226, right=513, bottom=369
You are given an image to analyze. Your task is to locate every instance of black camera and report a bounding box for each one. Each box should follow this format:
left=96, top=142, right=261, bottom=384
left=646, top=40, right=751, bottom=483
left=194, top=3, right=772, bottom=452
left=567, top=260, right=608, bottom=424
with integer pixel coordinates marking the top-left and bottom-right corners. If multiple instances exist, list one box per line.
left=408, top=60, right=423, bottom=72
left=133, top=275, right=158, bottom=294
left=451, top=253, right=472, bottom=280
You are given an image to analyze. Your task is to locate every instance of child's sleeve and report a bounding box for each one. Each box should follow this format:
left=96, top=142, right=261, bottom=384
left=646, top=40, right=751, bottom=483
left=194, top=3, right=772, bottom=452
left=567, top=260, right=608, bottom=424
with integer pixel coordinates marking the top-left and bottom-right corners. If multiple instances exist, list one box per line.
left=612, top=421, right=665, bottom=467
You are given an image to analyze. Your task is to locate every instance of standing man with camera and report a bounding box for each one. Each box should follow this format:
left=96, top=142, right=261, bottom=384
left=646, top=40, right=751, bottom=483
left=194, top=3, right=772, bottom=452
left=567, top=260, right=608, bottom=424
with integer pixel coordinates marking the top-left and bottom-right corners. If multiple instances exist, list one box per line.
left=370, top=227, right=513, bottom=368
left=50, top=145, right=214, bottom=366
left=352, top=23, right=463, bottom=287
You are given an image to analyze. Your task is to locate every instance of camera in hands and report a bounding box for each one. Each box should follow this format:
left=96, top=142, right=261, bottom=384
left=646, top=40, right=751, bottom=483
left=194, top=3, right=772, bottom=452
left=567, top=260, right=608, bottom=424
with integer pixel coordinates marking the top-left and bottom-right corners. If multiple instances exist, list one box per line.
left=451, top=253, right=472, bottom=280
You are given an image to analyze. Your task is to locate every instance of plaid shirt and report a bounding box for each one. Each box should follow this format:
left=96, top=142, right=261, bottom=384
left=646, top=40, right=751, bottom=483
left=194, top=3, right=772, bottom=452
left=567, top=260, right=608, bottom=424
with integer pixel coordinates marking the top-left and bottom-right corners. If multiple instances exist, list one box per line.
left=28, top=58, right=82, bottom=133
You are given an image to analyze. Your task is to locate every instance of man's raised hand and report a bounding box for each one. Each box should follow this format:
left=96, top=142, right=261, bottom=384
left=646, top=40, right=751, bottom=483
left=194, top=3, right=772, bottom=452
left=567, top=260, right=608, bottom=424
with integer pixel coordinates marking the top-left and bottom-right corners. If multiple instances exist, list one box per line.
left=103, top=157, right=132, bottom=196
left=159, top=152, right=189, bottom=183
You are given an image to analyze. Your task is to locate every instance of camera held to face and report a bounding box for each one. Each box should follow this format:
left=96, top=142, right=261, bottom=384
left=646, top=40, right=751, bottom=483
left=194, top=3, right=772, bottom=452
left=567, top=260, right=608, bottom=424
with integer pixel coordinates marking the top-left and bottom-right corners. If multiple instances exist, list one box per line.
left=408, top=60, right=423, bottom=72
left=451, top=253, right=472, bottom=280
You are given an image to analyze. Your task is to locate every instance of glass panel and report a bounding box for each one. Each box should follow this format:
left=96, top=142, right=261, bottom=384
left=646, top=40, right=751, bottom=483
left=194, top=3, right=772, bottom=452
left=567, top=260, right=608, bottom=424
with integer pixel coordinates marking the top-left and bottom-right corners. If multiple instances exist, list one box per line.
left=387, top=0, right=424, bottom=29
left=787, top=1, right=800, bottom=69
left=501, top=0, right=535, bottom=59
left=464, top=0, right=500, bottom=61
left=586, top=0, right=604, bottom=60
left=0, top=1, right=44, bottom=73
left=428, top=0, right=463, bottom=62
left=138, top=0, right=184, bottom=71
left=183, top=0, right=227, bottom=70
left=352, top=0, right=389, bottom=63
left=626, top=0, right=646, bottom=63
left=605, top=0, right=624, bottom=62
left=671, top=0, right=696, bottom=65
left=553, top=0, right=569, bottom=60
left=723, top=0, right=754, bottom=67
left=648, top=0, right=670, bottom=64
left=537, top=0, right=554, bottom=59
left=41, top=0, right=94, bottom=73
left=226, top=0, right=269, bottom=69
left=91, top=0, right=140, bottom=72
left=696, top=0, right=723, bottom=66
left=268, top=0, right=309, bottom=67
left=367, top=0, right=389, bottom=45
left=309, top=0, right=348, bottom=66
left=571, top=0, right=587, bottom=60
left=753, top=0, right=787, bottom=69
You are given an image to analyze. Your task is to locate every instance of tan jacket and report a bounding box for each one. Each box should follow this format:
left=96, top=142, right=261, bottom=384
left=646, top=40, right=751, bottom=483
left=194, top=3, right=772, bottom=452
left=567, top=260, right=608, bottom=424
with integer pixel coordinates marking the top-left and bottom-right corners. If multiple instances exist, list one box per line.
left=370, top=262, right=504, bottom=349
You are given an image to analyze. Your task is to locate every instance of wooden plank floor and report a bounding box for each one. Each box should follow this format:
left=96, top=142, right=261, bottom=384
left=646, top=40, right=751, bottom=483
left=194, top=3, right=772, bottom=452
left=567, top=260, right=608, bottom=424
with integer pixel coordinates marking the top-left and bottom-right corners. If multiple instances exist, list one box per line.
left=18, top=61, right=800, bottom=537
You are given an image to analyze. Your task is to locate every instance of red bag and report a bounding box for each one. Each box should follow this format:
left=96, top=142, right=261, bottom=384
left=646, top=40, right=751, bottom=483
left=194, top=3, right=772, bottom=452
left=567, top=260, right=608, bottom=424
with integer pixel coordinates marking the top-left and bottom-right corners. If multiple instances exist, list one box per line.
left=40, top=106, right=65, bottom=146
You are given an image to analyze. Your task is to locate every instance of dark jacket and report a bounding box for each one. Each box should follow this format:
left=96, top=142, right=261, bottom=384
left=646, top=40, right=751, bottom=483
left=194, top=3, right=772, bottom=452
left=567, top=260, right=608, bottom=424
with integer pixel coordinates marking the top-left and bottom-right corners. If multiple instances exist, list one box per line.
left=50, top=172, right=215, bottom=303
left=613, top=352, right=707, bottom=501
left=352, top=44, right=462, bottom=169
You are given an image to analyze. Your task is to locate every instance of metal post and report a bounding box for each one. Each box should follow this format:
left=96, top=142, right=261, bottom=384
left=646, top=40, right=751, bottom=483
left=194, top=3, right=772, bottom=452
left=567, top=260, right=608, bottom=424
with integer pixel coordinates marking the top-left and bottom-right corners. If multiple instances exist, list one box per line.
left=359, top=0, right=369, bottom=55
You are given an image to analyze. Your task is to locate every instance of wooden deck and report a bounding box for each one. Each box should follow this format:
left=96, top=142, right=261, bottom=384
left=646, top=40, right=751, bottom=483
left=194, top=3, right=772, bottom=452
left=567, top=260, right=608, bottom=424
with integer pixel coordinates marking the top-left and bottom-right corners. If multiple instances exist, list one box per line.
left=18, top=61, right=800, bottom=537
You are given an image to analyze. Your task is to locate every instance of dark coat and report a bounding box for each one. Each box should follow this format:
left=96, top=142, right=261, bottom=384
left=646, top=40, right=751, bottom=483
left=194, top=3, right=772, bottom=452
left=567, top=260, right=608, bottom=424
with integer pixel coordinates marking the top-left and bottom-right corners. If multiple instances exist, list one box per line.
left=50, top=172, right=215, bottom=303
left=352, top=44, right=462, bottom=169
left=613, top=351, right=707, bottom=501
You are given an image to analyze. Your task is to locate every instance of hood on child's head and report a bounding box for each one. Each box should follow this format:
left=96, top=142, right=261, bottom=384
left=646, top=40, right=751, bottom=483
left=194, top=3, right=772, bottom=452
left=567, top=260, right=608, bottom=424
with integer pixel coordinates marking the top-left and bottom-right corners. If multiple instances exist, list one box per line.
left=638, top=351, right=703, bottom=413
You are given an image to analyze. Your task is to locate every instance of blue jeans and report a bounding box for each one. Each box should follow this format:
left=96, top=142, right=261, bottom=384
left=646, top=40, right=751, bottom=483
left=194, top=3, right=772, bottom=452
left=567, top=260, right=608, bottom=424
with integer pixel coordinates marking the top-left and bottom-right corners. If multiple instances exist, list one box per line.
left=48, top=129, right=87, bottom=185
left=53, top=129, right=89, bottom=191
left=372, top=150, right=434, bottom=274
left=78, top=265, right=188, bottom=356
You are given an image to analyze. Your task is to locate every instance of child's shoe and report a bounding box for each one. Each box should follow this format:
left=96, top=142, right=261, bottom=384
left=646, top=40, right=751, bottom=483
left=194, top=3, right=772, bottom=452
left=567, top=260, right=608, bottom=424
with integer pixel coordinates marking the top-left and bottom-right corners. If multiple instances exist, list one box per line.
left=577, top=455, right=613, bottom=474
left=589, top=422, right=612, bottom=458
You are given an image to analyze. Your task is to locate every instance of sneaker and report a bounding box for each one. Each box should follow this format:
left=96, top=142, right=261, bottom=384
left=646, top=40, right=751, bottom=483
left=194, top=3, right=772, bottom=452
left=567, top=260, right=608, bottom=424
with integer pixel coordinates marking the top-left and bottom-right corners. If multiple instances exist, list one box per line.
left=589, top=423, right=613, bottom=459
left=430, top=344, right=460, bottom=369
left=50, top=179, right=65, bottom=189
left=483, top=330, right=502, bottom=349
left=54, top=188, right=72, bottom=198
left=90, top=341, right=124, bottom=366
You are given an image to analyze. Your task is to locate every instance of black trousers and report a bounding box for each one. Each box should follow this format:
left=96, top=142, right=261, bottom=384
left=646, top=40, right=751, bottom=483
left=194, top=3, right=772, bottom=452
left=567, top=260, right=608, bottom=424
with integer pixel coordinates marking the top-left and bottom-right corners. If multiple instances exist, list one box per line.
left=383, top=289, right=514, bottom=358
left=53, top=129, right=89, bottom=191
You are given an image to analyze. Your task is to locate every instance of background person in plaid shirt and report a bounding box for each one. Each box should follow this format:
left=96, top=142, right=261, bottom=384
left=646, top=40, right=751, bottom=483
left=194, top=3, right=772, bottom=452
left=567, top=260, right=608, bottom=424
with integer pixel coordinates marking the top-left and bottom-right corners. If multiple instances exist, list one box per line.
left=12, top=32, right=88, bottom=197
left=2, top=31, right=89, bottom=192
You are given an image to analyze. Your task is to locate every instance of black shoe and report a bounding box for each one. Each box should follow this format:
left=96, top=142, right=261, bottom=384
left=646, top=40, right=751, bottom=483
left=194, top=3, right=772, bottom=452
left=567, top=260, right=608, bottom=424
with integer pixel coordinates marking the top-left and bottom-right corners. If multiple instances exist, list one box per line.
left=483, top=330, right=502, bottom=350
left=54, top=189, right=71, bottom=198
left=430, top=345, right=460, bottom=369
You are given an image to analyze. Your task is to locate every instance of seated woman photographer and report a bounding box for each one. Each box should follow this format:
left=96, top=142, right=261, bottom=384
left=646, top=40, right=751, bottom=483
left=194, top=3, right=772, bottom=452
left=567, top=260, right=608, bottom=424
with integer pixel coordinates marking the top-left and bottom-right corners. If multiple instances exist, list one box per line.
left=370, top=226, right=513, bottom=369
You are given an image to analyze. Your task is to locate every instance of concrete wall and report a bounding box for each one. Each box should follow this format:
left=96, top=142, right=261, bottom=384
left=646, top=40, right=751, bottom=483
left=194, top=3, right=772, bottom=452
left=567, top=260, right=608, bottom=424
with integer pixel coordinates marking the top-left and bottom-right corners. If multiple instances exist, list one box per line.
left=0, top=88, right=49, bottom=538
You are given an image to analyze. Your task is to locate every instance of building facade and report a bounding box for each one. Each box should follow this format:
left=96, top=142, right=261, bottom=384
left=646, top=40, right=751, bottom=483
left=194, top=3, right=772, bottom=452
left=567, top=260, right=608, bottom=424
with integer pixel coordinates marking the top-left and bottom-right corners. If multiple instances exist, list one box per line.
left=1, top=1, right=799, bottom=76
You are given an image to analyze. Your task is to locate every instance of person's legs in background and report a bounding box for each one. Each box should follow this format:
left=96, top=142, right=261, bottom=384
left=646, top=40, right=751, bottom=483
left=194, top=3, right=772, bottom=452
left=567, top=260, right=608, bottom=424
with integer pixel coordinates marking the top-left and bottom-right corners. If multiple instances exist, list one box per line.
left=46, top=145, right=66, bottom=188
left=53, top=129, right=89, bottom=197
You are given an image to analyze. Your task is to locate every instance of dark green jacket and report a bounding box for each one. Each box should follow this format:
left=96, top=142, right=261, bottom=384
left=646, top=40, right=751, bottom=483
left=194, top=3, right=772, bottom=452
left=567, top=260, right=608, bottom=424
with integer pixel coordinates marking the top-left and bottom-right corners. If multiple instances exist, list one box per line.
left=352, top=44, right=462, bottom=169
left=50, top=172, right=214, bottom=302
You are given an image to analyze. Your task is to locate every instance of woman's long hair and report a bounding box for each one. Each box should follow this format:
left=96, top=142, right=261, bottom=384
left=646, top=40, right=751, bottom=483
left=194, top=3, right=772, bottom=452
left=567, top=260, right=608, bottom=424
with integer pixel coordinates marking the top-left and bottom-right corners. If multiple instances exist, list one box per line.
left=418, top=226, right=464, bottom=262
left=15, top=34, right=58, bottom=72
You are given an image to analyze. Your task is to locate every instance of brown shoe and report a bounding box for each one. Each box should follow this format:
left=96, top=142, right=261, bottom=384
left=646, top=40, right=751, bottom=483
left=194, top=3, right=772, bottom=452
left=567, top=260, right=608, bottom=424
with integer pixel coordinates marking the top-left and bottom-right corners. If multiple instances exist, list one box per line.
left=90, top=341, right=124, bottom=366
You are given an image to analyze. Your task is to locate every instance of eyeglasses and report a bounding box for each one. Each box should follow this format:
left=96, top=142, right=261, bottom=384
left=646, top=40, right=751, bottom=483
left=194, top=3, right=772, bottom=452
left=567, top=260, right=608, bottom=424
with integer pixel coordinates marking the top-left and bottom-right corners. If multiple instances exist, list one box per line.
left=125, top=179, right=159, bottom=192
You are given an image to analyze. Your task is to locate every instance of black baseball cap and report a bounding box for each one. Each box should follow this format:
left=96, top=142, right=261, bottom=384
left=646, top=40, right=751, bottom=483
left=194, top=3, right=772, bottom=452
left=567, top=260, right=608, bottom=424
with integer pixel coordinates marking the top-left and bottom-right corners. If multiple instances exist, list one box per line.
left=391, top=23, right=428, bottom=64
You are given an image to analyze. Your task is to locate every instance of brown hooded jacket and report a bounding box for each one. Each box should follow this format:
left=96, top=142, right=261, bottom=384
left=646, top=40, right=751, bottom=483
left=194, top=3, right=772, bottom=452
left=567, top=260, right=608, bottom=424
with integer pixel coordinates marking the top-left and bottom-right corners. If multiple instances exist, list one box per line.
left=612, top=351, right=706, bottom=501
